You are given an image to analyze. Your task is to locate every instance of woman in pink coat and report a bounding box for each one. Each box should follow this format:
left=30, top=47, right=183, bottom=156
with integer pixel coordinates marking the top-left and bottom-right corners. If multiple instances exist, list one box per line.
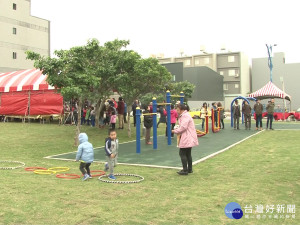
left=172, top=104, right=199, bottom=175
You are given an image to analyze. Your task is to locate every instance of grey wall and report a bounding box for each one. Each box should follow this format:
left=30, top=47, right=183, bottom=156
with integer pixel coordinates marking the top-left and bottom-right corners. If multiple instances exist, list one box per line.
left=183, top=67, right=224, bottom=101
left=252, top=52, right=300, bottom=110
left=162, top=63, right=224, bottom=107
left=162, top=62, right=183, bottom=82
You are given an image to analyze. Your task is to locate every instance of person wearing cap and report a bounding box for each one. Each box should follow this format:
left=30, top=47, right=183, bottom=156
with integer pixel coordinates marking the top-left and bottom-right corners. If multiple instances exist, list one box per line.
left=254, top=99, right=263, bottom=130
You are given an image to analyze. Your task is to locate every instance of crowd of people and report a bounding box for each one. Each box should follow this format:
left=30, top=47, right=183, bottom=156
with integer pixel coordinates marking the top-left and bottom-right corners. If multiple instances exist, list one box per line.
left=199, top=102, right=225, bottom=130
left=197, top=98, right=276, bottom=131
left=76, top=102, right=198, bottom=179
left=74, top=97, right=277, bottom=179
left=232, top=98, right=275, bottom=130
left=64, top=96, right=277, bottom=133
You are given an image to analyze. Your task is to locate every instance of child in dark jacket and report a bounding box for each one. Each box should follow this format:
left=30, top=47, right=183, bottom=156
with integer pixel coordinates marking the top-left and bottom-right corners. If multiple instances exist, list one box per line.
left=143, top=105, right=153, bottom=145
left=76, top=133, right=94, bottom=181
left=104, top=129, right=119, bottom=180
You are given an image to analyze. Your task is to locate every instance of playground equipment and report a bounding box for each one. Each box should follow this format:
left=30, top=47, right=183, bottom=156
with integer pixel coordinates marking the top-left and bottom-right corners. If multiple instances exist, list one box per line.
left=135, top=107, right=156, bottom=154
left=34, top=170, right=56, bottom=175
left=211, top=108, right=222, bottom=133
left=25, top=165, right=106, bottom=179
left=48, top=167, right=70, bottom=173
left=25, top=167, right=47, bottom=171
left=98, top=173, right=144, bottom=184
left=230, top=96, right=256, bottom=127
left=56, top=174, right=81, bottom=179
left=196, top=115, right=209, bottom=137
left=89, top=170, right=106, bottom=177
left=166, top=91, right=184, bottom=145
left=0, top=160, right=25, bottom=170
left=26, top=166, right=70, bottom=175
left=135, top=91, right=184, bottom=154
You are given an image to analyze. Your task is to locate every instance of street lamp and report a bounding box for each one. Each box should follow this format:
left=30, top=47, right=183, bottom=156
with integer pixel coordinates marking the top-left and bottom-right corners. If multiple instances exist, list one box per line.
left=280, top=76, right=287, bottom=115
left=266, top=44, right=277, bottom=82
left=180, top=49, right=184, bottom=57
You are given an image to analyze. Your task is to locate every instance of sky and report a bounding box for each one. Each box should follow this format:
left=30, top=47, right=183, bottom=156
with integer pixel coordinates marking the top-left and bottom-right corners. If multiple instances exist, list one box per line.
left=31, top=0, right=300, bottom=63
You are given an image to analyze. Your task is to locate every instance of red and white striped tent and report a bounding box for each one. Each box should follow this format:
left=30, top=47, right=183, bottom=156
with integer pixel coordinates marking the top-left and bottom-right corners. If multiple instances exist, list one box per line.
left=248, top=81, right=291, bottom=101
left=0, top=69, right=63, bottom=116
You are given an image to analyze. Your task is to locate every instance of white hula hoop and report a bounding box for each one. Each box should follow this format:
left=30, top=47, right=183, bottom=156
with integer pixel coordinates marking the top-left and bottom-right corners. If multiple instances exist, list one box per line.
left=0, top=160, right=25, bottom=170
left=98, top=173, right=144, bottom=184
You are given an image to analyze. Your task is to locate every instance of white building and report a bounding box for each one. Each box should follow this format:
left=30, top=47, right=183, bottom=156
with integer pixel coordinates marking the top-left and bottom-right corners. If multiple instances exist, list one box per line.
left=0, top=0, right=50, bottom=72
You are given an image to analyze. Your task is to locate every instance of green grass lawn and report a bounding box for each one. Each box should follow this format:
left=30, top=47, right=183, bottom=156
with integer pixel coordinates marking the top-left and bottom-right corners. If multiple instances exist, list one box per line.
left=0, top=121, right=299, bottom=224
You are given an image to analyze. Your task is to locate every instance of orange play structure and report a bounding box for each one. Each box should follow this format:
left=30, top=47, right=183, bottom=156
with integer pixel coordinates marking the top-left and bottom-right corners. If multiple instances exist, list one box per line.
left=196, top=115, right=209, bottom=137
left=211, top=108, right=222, bottom=133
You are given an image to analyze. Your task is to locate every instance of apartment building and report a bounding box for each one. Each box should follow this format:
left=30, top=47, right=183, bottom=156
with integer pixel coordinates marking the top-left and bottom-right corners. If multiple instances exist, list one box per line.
left=0, top=0, right=50, bottom=72
left=217, top=52, right=250, bottom=108
left=157, top=51, right=250, bottom=110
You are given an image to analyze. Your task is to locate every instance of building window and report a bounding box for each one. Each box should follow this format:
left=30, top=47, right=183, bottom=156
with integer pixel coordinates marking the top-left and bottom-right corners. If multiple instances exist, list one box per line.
left=235, top=84, right=239, bottom=89
left=228, top=55, right=235, bottom=62
left=195, top=59, right=200, bottom=65
left=184, top=59, right=191, bottom=66
left=228, top=69, right=236, bottom=76
left=13, top=27, right=17, bottom=35
left=13, top=3, right=17, bottom=10
left=223, top=83, right=228, bottom=90
left=13, top=52, right=17, bottom=59
left=219, top=71, right=224, bottom=76
left=204, top=57, right=210, bottom=64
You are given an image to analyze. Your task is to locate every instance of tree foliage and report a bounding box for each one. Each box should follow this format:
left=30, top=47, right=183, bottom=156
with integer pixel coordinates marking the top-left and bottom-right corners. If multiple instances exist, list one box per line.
left=26, top=38, right=173, bottom=138
left=115, top=55, right=172, bottom=135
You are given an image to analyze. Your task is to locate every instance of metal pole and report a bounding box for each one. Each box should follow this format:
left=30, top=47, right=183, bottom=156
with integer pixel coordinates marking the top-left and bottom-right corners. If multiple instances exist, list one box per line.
left=180, top=92, right=184, bottom=104
left=211, top=108, right=214, bottom=132
left=205, top=115, right=209, bottom=134
left=166, top=90, right=171, bottom=145
left=282, top=79, right=287, bottom=120
left=136, top=107, right=141, bottom=154
left=152, top=97, right=157, bottom=149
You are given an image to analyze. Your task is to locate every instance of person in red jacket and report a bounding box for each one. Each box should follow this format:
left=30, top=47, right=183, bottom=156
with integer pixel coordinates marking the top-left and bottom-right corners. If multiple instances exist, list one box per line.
left=112, top=98, right=118, bottom=109
left=164, top=105, right=178, bottom=137
left=117, top=97, right=125, bottom=129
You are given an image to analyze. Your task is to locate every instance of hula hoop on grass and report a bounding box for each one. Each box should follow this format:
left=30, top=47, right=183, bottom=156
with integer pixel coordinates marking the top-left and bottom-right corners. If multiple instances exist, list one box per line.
left=48, top=167, right=70, bottom=173
left=90, top=170, right=106, bottom=177
left=98, top=173, right=144, bottom=184
left=34, top=170, right=56, bottom=175
left=56, top=174, right=81, bottom=179
left=0, top=160, right=25, bottom=170
left=25, top=167, right=47, bottom=171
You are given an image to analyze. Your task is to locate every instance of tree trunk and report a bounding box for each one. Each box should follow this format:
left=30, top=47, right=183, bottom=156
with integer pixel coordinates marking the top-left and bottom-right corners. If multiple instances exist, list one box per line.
left=74, top=99, right=82, bottom=146
left=95, top=98, right=102, bottom=127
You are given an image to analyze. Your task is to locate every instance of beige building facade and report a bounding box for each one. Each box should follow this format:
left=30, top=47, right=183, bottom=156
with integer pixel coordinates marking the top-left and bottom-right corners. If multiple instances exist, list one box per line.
left=0, top=0, right=50, bottom=73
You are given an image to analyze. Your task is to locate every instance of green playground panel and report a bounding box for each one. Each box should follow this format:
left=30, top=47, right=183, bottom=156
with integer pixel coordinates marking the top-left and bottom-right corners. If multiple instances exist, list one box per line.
left=46, top=122, right=300, bottom=168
